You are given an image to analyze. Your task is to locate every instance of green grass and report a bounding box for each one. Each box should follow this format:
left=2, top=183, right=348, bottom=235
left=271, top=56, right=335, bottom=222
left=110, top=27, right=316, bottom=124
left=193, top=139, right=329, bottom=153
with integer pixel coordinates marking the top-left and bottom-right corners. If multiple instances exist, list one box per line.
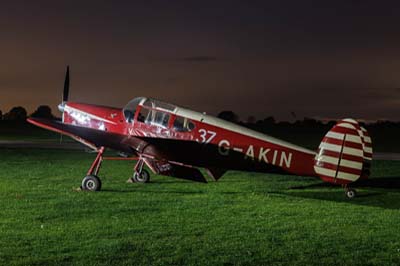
left=0, top=148, right=400, bottom=266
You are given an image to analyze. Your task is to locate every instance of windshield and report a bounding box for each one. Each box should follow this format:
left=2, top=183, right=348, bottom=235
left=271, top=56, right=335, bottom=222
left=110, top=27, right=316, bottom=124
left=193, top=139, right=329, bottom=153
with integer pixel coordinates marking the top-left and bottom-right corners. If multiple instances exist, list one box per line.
left=123, top=97, right=145, bottom=122
left=123, top=97, right=178, bottom=123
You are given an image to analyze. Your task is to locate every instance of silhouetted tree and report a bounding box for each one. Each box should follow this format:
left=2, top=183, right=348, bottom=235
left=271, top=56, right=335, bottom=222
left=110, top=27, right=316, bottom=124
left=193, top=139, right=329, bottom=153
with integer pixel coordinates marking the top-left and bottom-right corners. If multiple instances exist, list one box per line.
left=0, top=110, right=2, bottom=120
left=277, top=121, right=291, bottom=126
left=217, top=111, right=239, bottom=123
left=326, top=120, right=336, bottom=128
left=263, top=116, right=275, bottom=125
left=4, top=106, right=27, bottom=121
left=246, top=115, right=256, bottom=124
left=30, top=105, right=54, bottom=119
left=302, top=117, right=322, bottom=127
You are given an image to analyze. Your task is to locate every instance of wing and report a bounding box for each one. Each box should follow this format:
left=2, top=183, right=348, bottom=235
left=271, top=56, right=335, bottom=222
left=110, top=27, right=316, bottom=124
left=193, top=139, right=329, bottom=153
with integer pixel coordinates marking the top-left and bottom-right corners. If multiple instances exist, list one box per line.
left=28, top=118, right=216, bottom=182
left=27, top=118, right=135, bottom=154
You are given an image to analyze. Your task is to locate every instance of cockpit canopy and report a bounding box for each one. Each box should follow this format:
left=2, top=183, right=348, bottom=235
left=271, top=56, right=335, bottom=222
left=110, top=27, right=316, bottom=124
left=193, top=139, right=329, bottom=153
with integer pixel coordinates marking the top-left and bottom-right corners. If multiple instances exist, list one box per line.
left=123, top=97, right=195, bottom=132
left=123, top=97, right=177, bottom=123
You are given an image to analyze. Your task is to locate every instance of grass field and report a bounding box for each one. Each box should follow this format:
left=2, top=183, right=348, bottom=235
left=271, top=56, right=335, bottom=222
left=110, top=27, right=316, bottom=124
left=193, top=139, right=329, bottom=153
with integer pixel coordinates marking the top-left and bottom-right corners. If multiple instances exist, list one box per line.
left=1, top=148, right=400, bottom=266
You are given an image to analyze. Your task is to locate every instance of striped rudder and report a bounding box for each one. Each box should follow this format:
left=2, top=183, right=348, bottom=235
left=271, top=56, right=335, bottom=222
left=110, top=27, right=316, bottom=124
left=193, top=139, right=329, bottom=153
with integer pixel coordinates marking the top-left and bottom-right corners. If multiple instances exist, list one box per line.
left=314, top=119, right=373, bottom=184
left=360, top=126, right=372, bottom=178
left=342, top=119, right=373, bottom=179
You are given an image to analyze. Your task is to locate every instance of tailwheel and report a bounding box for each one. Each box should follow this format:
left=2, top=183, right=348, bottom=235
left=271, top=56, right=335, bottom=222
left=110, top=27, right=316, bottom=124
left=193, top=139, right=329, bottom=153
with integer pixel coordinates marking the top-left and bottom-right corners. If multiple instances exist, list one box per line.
left=133, top=169, right=150, bottom=183
left=345, top=188, right=356, bottom=199
left=82, top=175, right=102, bottom=191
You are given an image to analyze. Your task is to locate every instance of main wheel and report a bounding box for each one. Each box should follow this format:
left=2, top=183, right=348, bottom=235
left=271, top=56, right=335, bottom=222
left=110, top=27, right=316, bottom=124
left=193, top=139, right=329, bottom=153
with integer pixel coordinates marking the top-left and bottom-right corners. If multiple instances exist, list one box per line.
left=345, top=188, right=356, bottom=199
left=81, top=175, right=102, bottom=191
left=133, top=169, right=150, bottom=183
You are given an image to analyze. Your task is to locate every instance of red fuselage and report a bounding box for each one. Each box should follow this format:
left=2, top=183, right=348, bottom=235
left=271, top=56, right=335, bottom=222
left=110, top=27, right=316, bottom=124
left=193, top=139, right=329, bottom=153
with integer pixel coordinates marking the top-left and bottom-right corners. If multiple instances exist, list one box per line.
left=62, top=98, right=318, bottom=178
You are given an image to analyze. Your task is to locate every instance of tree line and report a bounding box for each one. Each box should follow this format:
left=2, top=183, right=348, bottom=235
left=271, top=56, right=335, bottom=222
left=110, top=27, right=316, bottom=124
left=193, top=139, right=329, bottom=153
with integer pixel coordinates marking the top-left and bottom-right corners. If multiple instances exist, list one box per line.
left=0, top=106, right=398, bottom=128
left=0, top=106, right=54, bottom=121
left=216, top=110, right=400, bottom=128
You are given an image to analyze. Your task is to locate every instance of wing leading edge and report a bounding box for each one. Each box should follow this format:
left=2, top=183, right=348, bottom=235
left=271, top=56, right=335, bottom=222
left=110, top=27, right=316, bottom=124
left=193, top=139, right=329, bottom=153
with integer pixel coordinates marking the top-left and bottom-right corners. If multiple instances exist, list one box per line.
left=27, top=118, right=133, bottom=153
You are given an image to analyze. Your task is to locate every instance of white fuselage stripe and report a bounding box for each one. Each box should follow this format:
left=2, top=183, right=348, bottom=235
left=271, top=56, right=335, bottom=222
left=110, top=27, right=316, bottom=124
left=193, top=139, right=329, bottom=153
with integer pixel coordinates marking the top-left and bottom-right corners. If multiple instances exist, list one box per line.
left=176, top=108, right=316, bottom=155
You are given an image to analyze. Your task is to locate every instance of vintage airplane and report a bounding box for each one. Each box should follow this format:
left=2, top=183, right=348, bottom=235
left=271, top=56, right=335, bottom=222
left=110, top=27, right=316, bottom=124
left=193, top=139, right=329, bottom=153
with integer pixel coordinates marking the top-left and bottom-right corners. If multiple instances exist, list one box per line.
left=28, top=67, right=373, bottom=198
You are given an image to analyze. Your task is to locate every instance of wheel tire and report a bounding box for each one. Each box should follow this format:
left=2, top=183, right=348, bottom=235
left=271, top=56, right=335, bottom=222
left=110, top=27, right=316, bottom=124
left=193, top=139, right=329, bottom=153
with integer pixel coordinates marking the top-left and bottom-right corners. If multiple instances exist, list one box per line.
left=345, top=188, right=356, bottom=199
left=81, top=175, right=102, bottom=191
left=133, top=169, right=150, bottom=183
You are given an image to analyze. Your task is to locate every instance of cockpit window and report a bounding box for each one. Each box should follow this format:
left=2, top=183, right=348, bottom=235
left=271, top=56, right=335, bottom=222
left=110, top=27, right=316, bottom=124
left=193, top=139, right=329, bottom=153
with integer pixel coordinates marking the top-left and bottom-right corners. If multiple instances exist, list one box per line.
left=123, top=97, right=177, bottom=124
left=154, top=111, right=170, bottom=128
left=123, top=97, right=145, bottom=123
left=124, top=110, right=135, bottom=123
left=137, top=107, right=151, bottom=123
left=137, top=107, right=170, bottom=128
left=173, top=116, right=195, bottom=132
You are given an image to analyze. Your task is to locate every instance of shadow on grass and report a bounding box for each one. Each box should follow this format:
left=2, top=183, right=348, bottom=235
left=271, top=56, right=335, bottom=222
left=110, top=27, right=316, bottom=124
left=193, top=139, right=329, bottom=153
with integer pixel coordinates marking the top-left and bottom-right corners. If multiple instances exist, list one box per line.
left=287, top=176, right=400, bottom=209
left=354, top=176, right=400, bottom=189
left=291, top=176, right=400, bottom=190
left=101, top=188, right=205, bottom=195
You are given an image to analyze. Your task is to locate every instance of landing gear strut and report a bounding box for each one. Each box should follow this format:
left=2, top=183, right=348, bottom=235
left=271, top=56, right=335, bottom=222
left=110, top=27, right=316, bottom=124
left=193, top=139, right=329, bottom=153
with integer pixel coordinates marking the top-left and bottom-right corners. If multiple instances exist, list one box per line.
left=81, top=147, right=105, bottom=191
left=127, top=157, right=151, bottom=183
left=80, top=148, right=152, bottom=190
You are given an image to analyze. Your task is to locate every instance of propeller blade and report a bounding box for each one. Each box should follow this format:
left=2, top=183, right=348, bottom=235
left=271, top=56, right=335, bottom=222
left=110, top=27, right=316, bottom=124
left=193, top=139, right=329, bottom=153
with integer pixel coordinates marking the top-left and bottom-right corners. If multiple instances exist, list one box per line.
left=63, top=66, right=70, bottom=102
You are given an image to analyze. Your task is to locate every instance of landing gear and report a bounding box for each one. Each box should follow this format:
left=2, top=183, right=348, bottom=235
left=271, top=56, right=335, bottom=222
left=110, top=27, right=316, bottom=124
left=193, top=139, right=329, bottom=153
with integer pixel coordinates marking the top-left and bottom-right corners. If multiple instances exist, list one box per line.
left=80, top=148, right=152, bottom=190
left=345, top=188, right=356, bottom=199
left=82, top=175, right=102, bottom=191
left=127, top=157, right=151, bottom=183
left=81, top=147, right=105, bottom=191
left=133, top=169, right=150, bottom=183
left=344, top=187, right=357, bottom=199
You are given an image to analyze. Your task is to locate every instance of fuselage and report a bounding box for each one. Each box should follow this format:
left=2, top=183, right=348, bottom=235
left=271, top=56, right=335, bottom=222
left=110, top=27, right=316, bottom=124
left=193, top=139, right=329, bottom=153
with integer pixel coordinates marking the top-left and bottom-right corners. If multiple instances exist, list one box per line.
left=61, top=97, right=318, bottom=177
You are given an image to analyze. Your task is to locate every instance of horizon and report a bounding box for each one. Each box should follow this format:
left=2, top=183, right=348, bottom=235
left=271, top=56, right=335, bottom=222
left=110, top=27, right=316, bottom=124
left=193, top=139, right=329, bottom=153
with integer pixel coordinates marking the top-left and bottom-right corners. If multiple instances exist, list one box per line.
left=1, top=103, right=399, bottom=124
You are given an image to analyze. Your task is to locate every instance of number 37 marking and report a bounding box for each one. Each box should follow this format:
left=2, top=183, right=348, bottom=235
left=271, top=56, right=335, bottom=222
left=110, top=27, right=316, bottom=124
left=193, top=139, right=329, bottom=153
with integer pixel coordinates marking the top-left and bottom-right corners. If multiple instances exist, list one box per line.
left=197, top=129, right=217, bottom=144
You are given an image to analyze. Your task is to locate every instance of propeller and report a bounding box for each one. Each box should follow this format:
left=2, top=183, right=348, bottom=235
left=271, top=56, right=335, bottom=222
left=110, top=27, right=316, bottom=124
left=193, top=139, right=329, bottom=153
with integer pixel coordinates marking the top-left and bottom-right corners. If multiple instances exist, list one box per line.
left=59, top=66, right=70, bottom=143
left=58, top=66, right=70, bottom=113
left=63, top=65, right=70, bottom=102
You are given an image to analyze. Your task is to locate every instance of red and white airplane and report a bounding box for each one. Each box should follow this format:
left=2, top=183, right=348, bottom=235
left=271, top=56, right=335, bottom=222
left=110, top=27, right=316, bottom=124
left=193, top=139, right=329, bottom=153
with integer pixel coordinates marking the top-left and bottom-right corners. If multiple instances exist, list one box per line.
left=28, top=67, right=373, bottom=198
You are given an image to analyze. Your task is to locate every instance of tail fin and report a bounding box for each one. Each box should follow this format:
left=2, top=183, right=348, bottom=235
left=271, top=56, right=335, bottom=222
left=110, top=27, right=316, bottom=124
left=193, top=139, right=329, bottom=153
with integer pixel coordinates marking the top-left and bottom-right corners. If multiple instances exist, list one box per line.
left=314, top=119, right=373, bottom=185
left=359, top=125, right=373, bottom=179
left=344, top=119, right=373, bottom=179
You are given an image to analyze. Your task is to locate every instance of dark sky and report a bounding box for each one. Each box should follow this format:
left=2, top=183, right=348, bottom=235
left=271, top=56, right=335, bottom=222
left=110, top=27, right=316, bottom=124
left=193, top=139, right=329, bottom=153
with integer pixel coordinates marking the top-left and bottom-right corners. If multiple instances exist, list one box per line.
left=1, top=0, right=400, bottom=121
